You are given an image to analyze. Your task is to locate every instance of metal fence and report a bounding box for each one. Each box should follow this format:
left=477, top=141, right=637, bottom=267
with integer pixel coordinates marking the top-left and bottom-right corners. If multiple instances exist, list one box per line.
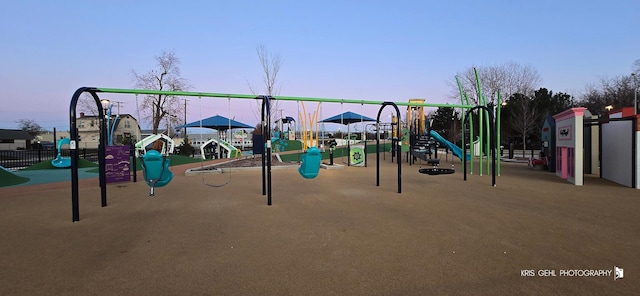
left=0, top=148, right=100, bottom=170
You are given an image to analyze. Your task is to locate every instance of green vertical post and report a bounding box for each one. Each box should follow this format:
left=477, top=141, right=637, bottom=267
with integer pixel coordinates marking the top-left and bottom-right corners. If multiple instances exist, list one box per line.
left=474, top=68, right=484, bottom=176
left=496, top=90, right=502, bottom=176
left=467, top=93, right=474, bottom=174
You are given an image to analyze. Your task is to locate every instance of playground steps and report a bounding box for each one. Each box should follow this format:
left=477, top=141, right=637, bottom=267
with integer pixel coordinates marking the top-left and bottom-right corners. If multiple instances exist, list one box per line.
left=411, top=134, right=436, bottom=161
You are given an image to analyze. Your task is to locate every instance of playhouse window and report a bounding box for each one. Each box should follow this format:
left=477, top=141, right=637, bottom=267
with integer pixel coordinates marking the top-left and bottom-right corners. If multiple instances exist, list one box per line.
left=568, top=148, right=574, bottom=178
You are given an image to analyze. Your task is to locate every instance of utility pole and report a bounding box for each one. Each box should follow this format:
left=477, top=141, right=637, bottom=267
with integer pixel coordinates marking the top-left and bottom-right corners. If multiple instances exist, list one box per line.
left=113, top=101, right=124, bottom=114
left=632, top=73, right=638, bottom=115
left=277, top=109, right=284, bottom=137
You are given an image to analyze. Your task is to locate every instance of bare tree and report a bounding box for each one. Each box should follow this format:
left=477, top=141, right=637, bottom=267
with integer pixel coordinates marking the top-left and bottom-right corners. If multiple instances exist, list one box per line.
left=77, top=93, right=99, bottom=116
left=451, top=61, right=542, bottom=105
left=578, top=74, right=637, bottom=114
left=249, top=45, right=283, bottom=125
left=17, top=119, right=45, bottom=136
left=503, top=93, right=539, bottom=154
left=132, top=51, right=189, bottom=134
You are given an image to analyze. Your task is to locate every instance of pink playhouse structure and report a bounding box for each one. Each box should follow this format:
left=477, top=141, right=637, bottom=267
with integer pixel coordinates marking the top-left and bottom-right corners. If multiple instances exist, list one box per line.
left=600, top=107, right=640, bottom=189
left=553, top=108, right=587, bottom=185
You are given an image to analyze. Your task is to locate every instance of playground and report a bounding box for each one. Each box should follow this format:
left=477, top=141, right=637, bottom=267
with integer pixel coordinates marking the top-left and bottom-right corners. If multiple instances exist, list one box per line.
left=0, top=157, right=637, bottom=295
left=1, top=73, right=636, bottom=294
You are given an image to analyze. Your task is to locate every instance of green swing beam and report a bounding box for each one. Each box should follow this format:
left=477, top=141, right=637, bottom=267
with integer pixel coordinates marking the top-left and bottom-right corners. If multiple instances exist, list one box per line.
left=96, top=87, right=476, bottom=109
left=70, top=86, right=498, bottom=222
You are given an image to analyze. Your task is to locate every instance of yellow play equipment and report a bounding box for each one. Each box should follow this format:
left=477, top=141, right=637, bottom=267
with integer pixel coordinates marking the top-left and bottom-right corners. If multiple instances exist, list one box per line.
left=298, top=102, right=321, bottom=151
left=406, top=98, right=426, bottom=134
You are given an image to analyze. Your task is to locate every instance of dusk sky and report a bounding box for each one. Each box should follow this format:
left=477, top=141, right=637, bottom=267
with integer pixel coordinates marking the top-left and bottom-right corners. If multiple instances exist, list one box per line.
left=1, top=0, right=638, bottom=132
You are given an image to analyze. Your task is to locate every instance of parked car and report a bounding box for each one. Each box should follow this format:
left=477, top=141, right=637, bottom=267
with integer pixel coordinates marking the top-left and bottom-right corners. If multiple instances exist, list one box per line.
left=38, top=142, right=55, bottom=150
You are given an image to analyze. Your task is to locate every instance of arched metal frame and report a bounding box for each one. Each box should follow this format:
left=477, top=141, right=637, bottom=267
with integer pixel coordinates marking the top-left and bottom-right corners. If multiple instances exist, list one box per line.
left=69, top=87, right=108, bottom=222
left=462, top=105, right=497, bottom=186
left=376, top=102, right=402, bottom=193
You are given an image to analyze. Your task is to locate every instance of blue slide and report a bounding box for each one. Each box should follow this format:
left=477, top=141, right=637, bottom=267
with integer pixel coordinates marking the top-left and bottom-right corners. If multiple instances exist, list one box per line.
left=429, top=130, right=470, bottom=160
left=51, top=138, right=71, bottom=168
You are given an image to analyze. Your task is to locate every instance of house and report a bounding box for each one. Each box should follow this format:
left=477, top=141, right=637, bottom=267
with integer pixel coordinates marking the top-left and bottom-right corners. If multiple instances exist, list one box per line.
left=0, top=129, right=34, bottom=150
left=36, top=130, right=71, bottom=148
left=38, top=130, right=71, bottom=143
left=76, top=112, right=142, bottom=149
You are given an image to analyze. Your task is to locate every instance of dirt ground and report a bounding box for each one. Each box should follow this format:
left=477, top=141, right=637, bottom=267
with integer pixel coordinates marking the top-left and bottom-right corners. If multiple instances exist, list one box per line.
left=209, top=155, right=297, bottom=168
left=0, top=156, right=637, bottom=295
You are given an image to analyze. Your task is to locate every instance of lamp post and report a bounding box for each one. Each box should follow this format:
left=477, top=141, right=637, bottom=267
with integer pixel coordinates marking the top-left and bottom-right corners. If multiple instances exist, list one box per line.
left=100, top=99, right=112, bottom=146
left=100, top=99, right=110, bottom=113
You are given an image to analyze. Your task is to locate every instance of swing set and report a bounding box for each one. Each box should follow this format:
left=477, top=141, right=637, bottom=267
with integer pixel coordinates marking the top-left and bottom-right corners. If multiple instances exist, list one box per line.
left=68, top=86, right=497, bottom=222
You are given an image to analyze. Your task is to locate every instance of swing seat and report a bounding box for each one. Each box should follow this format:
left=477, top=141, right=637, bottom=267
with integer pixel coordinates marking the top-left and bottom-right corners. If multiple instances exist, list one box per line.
left=141, top=150, right=173, bottom=195
left=298, top=147, right=322, bottom=179
left=418, top=168, right=455, bottom=175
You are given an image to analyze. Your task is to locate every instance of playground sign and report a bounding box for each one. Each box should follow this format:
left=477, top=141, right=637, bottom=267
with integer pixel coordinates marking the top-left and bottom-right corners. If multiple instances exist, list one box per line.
left=558, top=126, right=572, bottom=140
left=105, top=146, right=131, bottom=183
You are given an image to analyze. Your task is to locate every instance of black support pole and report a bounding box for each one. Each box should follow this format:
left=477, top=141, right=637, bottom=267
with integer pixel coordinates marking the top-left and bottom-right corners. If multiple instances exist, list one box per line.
left=376, top=102, right=402, bottom=193
left=131, top=143, right=137, bottom=183
left=261, top=107, right=266, bottom=196
left=99, top=99, right=107, bottom=207
left=376, top=123, right=380, bottom=187
left=261, top=96, right=273, bottom=205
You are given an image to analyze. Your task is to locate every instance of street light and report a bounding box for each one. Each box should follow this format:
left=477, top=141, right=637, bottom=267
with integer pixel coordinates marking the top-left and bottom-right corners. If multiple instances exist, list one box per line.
left=605, top=105, right=614, bottom=112
left=100, top=99, right=114, bottom=145
left=100, top=99, right=111, bottom=113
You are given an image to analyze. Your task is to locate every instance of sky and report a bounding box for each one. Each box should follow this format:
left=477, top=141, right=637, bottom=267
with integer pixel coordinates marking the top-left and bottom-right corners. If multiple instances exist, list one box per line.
left=1, top=0, right=638, bottom=133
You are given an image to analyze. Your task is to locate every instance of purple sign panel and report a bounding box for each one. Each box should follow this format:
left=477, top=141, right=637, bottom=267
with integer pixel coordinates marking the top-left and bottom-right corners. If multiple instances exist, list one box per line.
left=105, top=146, right=131, bottom=183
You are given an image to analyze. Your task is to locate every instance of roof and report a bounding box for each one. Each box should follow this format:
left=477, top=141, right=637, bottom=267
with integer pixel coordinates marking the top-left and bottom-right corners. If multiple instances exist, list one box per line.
left=0, top=129, right=34, bottom=140
left=278, top=116, right=296, bottom=123
left=321, top=111, right=376, bottom=125
left=78, top=113, right=137, bottom=120
left=178, top=115, right=253, bottom=130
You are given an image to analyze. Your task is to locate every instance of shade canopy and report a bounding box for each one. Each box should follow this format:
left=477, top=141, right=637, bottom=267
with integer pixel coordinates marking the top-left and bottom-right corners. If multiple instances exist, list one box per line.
left=320, top=111, right=376, bottom=125
left=177, top=115, right=253, bottom=131
left=278, top=116, right=296, bottom=123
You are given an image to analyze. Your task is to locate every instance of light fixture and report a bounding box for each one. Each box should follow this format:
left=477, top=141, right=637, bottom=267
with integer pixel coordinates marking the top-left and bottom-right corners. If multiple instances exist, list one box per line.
left=605, top=105, right=613, bottom=111
left=100, top=99, right=111, bottom=113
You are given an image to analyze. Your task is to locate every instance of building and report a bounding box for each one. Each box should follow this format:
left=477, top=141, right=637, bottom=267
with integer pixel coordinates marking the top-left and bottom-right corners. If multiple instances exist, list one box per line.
left=76, top=112, right=142, bottom=148
left=0, top=129, right=34, bottom=150
left=600, top=107, right=640, bottom=188
left=36, top=130, right=71, bottom=148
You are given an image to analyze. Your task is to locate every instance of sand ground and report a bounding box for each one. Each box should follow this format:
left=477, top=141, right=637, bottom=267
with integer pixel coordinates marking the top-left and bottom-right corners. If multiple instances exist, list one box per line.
left=0, top=156, right=637, bottom=295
